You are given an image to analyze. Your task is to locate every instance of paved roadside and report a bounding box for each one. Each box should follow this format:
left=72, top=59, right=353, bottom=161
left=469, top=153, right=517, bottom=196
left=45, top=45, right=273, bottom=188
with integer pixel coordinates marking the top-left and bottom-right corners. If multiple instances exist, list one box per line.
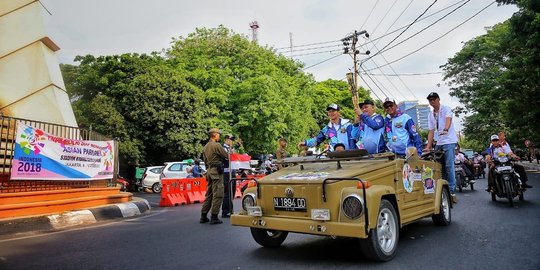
left=518, top=160, right=540, bottom=172
left=0, top=197, right=150, bottom=239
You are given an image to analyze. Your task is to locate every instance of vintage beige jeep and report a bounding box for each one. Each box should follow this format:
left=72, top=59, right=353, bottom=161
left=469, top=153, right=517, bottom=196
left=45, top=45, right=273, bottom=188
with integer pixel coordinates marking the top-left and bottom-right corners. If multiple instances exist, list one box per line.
left=230, top=148, right=452, bottom=262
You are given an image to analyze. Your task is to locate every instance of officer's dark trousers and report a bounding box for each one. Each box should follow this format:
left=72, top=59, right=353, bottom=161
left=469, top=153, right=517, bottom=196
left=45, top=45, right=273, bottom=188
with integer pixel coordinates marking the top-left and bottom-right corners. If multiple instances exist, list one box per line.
left=222, top=171, right=236, bottom=215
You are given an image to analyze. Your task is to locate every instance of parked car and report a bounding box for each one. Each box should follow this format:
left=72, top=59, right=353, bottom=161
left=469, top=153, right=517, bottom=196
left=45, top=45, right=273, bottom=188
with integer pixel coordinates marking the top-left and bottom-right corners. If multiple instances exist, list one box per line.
left=160, top=161, right=206, bottom=180
left=141, top=166, right=164, bottom=193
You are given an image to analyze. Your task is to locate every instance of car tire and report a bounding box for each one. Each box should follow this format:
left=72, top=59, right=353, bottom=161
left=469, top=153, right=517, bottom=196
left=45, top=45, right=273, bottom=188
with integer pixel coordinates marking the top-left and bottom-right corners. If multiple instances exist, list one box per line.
left=250, top=228, right=288, bottom=248
left=432, top=187, right=451, bottom=226
left=360, top=199, right=399, bottom=262
left=152, top=182, right=162, bottom=193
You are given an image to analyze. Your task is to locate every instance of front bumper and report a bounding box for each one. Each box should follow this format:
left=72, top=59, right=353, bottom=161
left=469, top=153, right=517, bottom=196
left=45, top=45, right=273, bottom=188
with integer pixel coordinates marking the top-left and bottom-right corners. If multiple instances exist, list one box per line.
left=231, top=213, right=368, bottom=239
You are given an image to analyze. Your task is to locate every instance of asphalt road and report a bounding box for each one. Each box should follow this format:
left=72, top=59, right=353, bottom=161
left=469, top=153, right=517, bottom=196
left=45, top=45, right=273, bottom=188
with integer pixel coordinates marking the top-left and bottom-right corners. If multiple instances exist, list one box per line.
left=1, top=172, right=539, bottom=270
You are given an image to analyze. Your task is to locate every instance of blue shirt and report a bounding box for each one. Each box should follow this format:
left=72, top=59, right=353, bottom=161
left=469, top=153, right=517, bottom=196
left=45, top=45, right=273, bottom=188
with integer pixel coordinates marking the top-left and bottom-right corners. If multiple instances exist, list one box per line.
left=352, top=113, right=386, bottom=154
left=304, top=118, right=357, bottom=150
left=385, top=111, right=423, bottom=156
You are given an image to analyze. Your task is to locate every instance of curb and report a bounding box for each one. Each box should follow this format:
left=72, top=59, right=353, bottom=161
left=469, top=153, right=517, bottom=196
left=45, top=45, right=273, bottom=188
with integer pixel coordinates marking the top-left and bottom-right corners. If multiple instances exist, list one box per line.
left=0, top=198, right=150, bottom=237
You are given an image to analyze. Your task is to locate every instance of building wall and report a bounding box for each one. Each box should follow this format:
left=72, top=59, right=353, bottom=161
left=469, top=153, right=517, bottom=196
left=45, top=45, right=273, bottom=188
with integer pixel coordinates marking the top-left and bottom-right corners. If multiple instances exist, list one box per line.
left=0, top=0, right=77, bottom=127
left=398, top=101, right=430, bottom=131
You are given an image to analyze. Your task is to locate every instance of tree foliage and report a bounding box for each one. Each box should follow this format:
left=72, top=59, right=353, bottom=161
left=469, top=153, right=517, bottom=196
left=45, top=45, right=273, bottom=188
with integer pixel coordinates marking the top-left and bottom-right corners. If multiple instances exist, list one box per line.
left=442, top=0, right=540, bottom=147
left=62, top=26, right=371, bottom=165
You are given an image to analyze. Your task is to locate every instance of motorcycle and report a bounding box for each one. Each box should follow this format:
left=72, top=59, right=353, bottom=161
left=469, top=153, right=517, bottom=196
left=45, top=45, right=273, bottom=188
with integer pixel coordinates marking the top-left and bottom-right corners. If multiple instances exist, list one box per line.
left=455, top=159, right=475, bottom=192
left=472, top=159, right=485, bottom=179
left=490, top=156, right=525, bottom=207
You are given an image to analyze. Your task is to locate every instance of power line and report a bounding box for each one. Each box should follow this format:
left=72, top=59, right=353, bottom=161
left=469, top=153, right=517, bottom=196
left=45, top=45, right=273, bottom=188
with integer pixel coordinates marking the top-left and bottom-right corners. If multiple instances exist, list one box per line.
left=274, top=39, right=340, bottom=50
left=274, top=0, right=467, bottom=57
left=374, top=0, right=471, bottom=57
left=368, top=43, right=417, bottom=99
left=277, top=43, right=342, bottom=53
left=290, top=49, right=343, bottom=58
left=363, top=71, right=443, bottom=76
left=360, top=0, right=381, bottom=31
left=361, top=0, right=468, bottom=47
left=364, top=1, right=496, bottom=72
left=368, top=0, right=439, bottom=60
left=370, top=0, right=398, bottom=37
left=302, top=54, right=342, bottom=70
left=370, top=0, right=414, bottom=49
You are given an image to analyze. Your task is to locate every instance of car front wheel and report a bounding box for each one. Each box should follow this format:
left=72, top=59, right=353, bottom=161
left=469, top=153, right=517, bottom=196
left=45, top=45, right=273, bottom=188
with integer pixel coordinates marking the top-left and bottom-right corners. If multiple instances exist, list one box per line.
left=360, top=199, right=399, bottom=262
left=250, top=228, right=288, bottom=248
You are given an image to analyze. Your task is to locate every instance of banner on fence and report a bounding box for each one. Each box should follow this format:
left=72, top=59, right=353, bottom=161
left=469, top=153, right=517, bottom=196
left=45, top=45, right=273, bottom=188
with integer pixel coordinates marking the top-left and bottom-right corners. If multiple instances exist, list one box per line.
left=10, top=122, right=115, bottom=180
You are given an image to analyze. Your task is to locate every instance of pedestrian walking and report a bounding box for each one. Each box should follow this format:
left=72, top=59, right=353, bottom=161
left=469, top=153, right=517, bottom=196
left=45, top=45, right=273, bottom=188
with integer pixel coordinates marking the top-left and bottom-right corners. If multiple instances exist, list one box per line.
left=200, top=128, right=229, bottom=225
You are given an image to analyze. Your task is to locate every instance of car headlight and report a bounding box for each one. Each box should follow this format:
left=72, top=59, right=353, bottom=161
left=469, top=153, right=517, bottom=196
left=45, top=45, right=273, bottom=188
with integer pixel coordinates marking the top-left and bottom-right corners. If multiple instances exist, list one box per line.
left=242, top=193, right=257, bottom=211
left=342, top=194, right=364, bottom=219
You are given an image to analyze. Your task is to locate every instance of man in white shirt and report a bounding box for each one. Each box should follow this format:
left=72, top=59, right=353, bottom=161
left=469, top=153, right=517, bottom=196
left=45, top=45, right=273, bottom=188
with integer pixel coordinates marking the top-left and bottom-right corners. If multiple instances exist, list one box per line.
left=423, top=92, right=459, bottom=203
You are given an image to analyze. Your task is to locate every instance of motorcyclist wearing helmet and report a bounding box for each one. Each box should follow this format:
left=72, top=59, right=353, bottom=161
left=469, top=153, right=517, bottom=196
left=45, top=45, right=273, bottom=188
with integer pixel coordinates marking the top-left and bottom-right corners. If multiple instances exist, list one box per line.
left=455, top=145, right=474, bottom=180
left=264, top=154, right=277, bottom=173
left=485, top=134, right=532, bottom=191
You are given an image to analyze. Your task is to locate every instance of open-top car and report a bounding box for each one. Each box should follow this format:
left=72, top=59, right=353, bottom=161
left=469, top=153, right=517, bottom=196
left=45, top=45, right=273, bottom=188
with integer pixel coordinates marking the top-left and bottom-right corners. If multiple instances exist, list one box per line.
left=230, top=148, right=452, bottom=262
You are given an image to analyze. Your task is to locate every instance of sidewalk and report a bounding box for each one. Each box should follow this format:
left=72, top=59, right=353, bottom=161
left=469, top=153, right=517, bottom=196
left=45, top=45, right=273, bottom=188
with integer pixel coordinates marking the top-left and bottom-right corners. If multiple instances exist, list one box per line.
left=0, top=197, right=150, bottom=238
left=517, top=160, right=540, bottom=171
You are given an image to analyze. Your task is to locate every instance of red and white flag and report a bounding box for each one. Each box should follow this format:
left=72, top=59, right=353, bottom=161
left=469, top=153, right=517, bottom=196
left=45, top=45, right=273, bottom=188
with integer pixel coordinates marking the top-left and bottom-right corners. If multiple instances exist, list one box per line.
left=230, top=153, right=251, bottom=170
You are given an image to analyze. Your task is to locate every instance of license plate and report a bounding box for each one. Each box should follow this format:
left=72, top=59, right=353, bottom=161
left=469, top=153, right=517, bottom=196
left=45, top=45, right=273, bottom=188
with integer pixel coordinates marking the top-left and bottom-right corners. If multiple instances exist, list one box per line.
left=273, top=197, right=307, bottom=212
left=496, top=166, right=512, bottom=172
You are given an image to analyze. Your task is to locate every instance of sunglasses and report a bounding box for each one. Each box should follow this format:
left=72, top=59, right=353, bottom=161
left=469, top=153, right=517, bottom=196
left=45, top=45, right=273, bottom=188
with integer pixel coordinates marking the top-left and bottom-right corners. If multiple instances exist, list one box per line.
left=384, top=104, right=394, bottom=109
left=428, top=98, right=437, bottom=102
left=491, top=139, right=499, bottom=141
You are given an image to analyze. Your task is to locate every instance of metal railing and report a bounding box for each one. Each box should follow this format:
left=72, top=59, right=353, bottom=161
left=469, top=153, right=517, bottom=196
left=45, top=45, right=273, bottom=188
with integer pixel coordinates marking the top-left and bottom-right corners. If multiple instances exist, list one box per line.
left=0, top=115, right=118, bottom=193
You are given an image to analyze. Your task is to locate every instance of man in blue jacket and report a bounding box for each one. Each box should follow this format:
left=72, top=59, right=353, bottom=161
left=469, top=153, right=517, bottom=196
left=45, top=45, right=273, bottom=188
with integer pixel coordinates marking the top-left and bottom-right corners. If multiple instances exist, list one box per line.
left=353, top=99, right=386, bottom=154
left=383, top=98, right=422, bottom=156
left=298, top=104, right=357, bottom=151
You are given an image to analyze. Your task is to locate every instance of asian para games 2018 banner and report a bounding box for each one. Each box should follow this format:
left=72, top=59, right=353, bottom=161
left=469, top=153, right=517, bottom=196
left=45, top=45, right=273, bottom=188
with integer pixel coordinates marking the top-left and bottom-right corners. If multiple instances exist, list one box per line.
left=10, top=122, right=115, bottom=180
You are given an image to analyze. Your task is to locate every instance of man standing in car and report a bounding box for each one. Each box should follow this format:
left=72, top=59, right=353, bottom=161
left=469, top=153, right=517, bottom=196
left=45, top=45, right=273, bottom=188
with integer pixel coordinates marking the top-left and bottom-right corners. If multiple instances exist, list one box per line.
left=200, top=128, right=229, bottom=225
left=424, top=92, right=459, bottom=203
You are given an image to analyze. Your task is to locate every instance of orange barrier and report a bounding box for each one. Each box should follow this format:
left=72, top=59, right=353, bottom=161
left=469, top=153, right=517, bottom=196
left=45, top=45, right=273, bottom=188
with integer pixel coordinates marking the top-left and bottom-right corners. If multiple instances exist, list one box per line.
left=159, top=179, right=187, bottom=207
left=234, top=180, right=242, bottom=198
left=183, top=178, right=206, bottom=204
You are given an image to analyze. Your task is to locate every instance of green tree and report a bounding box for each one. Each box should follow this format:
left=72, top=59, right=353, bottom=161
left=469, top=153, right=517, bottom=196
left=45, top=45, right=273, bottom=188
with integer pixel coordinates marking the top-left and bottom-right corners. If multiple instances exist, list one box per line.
left=442, top=0, right=540, bottom=146
left=166, top=25, right=319, bottom=155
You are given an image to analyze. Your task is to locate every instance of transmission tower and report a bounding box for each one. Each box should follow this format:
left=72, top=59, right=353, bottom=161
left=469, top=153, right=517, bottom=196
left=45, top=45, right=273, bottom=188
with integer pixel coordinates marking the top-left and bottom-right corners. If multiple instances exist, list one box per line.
left=249, top=21, right=259, bottom=43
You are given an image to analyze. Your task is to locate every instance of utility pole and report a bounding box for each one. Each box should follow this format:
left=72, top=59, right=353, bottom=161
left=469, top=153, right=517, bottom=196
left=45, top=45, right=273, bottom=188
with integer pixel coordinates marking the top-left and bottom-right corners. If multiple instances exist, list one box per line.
left=289, top=32, right=293, bottom=59
left=342, top=30, right=370, bottom=110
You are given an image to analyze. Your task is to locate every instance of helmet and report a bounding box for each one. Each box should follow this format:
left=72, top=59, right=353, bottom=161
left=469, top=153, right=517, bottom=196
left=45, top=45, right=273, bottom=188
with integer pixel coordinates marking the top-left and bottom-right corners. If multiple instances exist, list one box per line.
left=267, top=154, right=273, bottom=158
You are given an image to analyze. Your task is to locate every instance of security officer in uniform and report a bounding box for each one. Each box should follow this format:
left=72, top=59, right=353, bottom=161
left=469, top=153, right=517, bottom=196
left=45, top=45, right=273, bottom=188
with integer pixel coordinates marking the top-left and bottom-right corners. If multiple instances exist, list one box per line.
left=221, top=134, right=236, bottom=218
left=200, top=128, right=229, bottom=225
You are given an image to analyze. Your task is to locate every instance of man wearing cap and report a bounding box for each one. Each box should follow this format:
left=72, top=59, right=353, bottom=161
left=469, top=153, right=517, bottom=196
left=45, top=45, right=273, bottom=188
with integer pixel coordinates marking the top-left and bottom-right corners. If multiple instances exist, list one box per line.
left=352, top=99, right=386, bottom=154
left=200, top=128, right=229, bottom=224
left=424, top=92, right=459, bottom=202
left=276, top=137, right=288, bottom=169
left=383, top=98, right=423, bottom=156
left=298, top=103, right=357, bottom=151
left=221, top=134, right=237, bottom=218
left=486, top=134, right=532, bottom=190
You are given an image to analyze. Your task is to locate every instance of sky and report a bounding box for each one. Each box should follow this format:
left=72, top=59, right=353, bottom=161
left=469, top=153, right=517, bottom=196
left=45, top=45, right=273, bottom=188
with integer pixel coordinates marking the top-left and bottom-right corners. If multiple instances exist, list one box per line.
left=39, top=0, right=518, bottom=130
